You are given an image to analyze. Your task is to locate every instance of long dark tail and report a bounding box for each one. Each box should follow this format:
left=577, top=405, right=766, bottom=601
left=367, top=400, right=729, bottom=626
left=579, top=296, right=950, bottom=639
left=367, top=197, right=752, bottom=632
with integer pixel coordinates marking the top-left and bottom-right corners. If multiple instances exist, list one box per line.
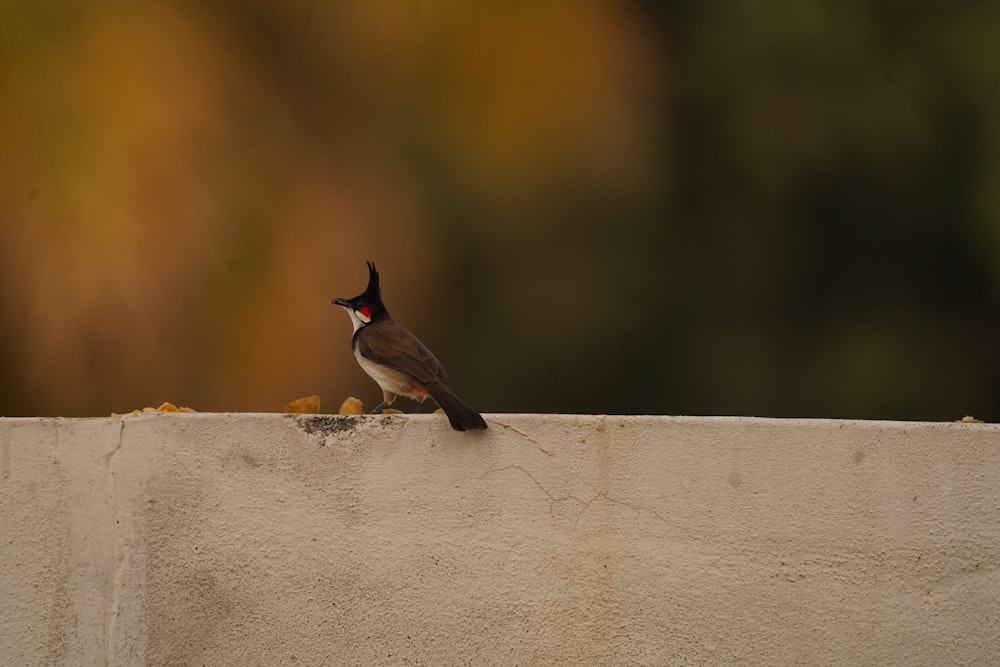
left=426, top=384, right=487, bottom=431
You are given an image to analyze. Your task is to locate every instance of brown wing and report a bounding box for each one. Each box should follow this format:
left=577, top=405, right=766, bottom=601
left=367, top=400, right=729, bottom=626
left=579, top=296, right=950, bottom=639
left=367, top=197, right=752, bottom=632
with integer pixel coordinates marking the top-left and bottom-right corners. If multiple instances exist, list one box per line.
left=356, top=320, right=451, bottom=387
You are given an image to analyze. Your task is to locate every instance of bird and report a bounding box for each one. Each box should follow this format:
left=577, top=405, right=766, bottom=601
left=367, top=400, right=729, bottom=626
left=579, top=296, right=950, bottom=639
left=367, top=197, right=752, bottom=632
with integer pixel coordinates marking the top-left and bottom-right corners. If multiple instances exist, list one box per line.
left=331, top=261, right=488, bottom=431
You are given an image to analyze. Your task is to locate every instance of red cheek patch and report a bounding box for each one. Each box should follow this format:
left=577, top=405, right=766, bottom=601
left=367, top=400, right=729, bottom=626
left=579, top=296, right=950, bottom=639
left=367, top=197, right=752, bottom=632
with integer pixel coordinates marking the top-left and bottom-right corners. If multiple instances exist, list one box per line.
left=359, top=306, right=372, bottom=319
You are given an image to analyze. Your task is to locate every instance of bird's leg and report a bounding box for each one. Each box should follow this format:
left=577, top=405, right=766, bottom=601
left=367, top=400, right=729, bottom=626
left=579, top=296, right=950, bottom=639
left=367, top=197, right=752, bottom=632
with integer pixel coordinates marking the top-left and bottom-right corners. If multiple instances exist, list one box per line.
left=371, top=391, right=396, bottom=414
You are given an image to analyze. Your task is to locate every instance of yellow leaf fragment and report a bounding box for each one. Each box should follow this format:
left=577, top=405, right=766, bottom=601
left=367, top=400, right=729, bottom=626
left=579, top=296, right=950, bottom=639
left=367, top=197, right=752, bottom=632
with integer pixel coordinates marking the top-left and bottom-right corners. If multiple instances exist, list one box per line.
left=118, top=402, right=197, bottom=415
left=284, top=395, right=321, bottom=414
left=338, top=396, right=365, bottom=415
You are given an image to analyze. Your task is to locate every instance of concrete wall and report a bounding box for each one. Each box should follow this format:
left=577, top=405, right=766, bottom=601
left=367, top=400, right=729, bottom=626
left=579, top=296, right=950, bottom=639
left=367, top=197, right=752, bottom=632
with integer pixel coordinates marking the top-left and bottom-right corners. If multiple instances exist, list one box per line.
left=1, top=413, right=998, bottom=666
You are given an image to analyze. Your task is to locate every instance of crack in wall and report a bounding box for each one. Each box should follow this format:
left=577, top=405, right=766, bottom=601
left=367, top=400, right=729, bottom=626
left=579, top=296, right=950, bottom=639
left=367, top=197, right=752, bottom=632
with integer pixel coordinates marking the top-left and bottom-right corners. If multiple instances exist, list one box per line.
left=481, top=464, right=586, bottom=508
left=104, top=418, right=128, bottom=666
left=489, top=422, right=554, bottom=457
left=483, top=464, right=702, bottom=542
left=572, top=487, right=701, bottom=542
left=1, top=425, right=10, bottom=479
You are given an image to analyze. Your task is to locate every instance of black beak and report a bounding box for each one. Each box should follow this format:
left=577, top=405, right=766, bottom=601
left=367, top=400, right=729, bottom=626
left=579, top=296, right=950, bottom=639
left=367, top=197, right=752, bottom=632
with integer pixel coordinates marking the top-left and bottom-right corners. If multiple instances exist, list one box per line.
left=331, top=298, right=352, bottom=308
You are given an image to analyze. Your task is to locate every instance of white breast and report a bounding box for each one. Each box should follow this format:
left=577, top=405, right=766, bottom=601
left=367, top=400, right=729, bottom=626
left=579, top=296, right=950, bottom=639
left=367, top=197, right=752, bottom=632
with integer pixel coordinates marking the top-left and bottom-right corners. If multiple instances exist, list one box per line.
left=354, top=348, right=422, bottom=399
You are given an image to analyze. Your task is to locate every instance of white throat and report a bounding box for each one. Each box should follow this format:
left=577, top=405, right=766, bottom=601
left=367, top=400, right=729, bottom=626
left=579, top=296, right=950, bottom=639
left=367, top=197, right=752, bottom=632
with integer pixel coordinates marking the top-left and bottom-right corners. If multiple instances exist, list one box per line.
left=342, top=307, right=371, bottom=332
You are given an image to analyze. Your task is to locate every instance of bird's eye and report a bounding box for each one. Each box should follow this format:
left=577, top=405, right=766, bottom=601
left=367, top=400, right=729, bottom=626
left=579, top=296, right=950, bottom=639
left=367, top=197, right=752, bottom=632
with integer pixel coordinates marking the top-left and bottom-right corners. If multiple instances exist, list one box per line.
left=359, top=306, right=372, bottom=319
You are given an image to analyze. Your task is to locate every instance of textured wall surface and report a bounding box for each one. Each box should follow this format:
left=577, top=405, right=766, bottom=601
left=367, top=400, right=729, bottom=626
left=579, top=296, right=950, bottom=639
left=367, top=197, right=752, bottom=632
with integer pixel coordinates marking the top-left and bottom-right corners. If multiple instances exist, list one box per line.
left=1, top=414, right=998, bottom=666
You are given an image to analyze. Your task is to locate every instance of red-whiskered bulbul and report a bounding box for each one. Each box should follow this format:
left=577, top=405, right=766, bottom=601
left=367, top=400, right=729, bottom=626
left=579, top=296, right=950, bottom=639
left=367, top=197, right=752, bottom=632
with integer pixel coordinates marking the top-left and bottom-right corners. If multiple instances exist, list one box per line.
left=332, top=262, right=488, bottom=431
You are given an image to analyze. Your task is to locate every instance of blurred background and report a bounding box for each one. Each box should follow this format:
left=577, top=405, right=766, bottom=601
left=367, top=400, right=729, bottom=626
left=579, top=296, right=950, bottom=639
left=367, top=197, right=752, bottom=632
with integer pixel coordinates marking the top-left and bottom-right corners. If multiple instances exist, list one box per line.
left=2, top=1, right=998, bottom=420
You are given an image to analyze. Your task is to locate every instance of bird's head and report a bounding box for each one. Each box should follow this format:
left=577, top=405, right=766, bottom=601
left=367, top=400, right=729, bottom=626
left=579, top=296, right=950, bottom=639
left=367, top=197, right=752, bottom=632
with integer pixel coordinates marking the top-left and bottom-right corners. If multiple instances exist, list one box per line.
left=332, top=261, right=389, bottom=332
